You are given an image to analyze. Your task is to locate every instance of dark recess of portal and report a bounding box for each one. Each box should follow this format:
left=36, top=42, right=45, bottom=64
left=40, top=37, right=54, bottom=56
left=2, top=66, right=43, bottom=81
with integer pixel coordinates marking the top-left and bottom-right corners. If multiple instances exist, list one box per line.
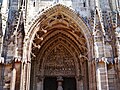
left=44, top=77, right=57, bottom=90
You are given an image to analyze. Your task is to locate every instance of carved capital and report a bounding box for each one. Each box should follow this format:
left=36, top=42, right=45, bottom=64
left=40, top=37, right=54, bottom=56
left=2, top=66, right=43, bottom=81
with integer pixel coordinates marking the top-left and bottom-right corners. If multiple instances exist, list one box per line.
left=36, top=75, right=44, bottom=82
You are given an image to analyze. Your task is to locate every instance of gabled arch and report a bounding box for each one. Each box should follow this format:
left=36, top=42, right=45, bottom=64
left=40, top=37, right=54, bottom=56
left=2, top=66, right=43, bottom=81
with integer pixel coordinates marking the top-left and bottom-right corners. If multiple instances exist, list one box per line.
left=21, top=4, right=94, bottom=90
left=25, top=4, right=93, bottom=62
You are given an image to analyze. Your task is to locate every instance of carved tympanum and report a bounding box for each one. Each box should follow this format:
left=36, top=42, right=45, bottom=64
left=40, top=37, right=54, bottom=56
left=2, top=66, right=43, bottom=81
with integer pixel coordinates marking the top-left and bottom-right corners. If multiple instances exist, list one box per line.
left=44, top=44, right=76, bottom=76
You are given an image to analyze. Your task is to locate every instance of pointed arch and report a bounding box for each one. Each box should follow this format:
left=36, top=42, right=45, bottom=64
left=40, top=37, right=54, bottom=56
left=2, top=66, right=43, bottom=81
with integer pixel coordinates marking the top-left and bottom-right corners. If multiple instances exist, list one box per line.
left=25, top=4, right=93, bottom=62
left=20, top=4, right=94, bottom=90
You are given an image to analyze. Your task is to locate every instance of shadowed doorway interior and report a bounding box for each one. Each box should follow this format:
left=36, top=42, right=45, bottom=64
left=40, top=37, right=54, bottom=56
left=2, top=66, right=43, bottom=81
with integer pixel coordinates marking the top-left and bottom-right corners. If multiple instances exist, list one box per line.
left=63, top=77, right=76, bottom=90
left=43, top=77, right=76, bottom=90
left=44, top=77, right=57, bottom=90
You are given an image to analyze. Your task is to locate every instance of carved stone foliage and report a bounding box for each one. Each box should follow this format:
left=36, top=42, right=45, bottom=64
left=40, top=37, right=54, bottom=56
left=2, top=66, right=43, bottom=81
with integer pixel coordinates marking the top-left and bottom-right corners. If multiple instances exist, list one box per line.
left=44, top=44, right=76, bottom=76
left=41, top=13, right=82, bottom=35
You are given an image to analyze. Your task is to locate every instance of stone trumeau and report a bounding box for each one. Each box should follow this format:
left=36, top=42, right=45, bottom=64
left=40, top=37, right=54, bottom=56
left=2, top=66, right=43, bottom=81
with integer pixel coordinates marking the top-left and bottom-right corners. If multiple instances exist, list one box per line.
left=0, top=0, right=120, bottom=90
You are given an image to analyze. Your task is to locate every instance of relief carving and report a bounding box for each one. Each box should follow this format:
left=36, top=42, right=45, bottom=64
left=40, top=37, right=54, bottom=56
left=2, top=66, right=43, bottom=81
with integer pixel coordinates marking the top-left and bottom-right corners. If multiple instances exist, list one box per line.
left=44, top=44, right=76, bottom=76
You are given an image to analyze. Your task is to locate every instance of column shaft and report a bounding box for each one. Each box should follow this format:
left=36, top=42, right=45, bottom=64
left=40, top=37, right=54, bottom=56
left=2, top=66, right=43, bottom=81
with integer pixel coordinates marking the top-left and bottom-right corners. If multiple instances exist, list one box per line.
left=10, top=68, right=16, bottom=90
left=96, top=61, right=109, bottom=90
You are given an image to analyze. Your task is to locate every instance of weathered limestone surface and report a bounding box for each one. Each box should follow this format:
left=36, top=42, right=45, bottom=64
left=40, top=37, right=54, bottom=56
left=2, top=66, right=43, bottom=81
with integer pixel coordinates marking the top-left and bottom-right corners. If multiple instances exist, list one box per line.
left=0, top=0, right=120, bottom=90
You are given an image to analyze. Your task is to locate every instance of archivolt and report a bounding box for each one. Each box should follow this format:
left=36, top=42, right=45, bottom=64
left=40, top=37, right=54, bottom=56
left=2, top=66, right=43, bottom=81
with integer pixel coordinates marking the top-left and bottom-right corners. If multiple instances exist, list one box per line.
left=20, top=4, right=93, bottom=90
left=26, top=4, right=93, bottom=63
left=36, top=33, right=82, bottom=66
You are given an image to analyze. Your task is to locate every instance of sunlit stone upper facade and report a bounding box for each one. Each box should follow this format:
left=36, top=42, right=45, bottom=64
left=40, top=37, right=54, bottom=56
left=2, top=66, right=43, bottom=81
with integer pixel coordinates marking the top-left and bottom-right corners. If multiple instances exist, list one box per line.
left=0, top=0, right=120, bottom=90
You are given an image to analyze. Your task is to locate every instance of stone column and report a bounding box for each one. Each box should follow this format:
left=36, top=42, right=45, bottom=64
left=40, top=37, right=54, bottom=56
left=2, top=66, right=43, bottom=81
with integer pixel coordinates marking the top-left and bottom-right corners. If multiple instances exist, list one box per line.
left=76, top=76, right=83, bottom=90
left=115, top=28, right=120, bottom=89
left=20, top=37, right=28, bottom=90
left=96, top=60, right=109, bottom=90
left=20, top=63, right=27, bottom=90
left=57, top=76, right=63, bottom=90
left=10, top=68, right=16, bottom=90
left=37, top=77, right=44, bottom=90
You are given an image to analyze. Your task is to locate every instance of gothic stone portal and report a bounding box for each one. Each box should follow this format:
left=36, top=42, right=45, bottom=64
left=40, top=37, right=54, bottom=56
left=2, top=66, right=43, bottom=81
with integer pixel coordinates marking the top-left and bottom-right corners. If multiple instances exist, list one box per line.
left=29, top=5, right=90, bottom=90
left=29, top=18, right=89, bottom=90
